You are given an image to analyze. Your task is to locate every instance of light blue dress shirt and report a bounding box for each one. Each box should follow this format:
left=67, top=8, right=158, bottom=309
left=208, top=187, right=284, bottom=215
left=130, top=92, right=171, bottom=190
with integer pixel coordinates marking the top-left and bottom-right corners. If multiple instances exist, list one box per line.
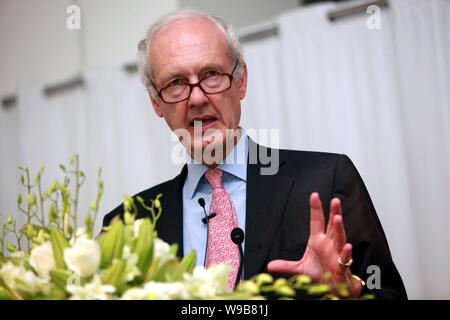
left=182, top=131, right=248, bottom=267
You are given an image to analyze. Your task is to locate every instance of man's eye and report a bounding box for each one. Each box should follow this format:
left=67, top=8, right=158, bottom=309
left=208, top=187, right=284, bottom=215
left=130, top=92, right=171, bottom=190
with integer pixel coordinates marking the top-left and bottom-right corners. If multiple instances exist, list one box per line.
left=167, top=79, right=184, bottom=87
left=204, top=70, right=220, bottom=78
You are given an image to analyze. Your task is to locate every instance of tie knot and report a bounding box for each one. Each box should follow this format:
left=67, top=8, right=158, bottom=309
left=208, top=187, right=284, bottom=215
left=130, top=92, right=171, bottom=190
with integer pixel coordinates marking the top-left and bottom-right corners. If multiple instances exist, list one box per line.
left=205, top=168, right=224, bottom=190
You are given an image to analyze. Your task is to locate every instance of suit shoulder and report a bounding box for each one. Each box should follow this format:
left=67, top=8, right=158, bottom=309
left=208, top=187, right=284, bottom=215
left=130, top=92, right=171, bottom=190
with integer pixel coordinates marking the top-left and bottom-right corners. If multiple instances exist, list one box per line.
left=277, top=149, right=357, bottom=181
left=132, top=177, right=179, bottom=201
left=279, top=148, right=347, bottom=164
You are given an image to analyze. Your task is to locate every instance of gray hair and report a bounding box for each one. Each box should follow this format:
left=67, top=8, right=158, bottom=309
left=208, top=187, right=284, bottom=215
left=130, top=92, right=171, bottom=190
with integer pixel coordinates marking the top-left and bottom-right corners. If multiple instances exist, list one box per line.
left=137, top=9, right=245, bottom=98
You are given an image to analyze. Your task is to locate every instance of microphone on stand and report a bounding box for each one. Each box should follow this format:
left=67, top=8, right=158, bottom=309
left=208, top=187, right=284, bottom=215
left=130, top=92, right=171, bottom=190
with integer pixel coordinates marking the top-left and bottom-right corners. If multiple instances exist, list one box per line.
left=231, top=227, right=245, bottom=291
left=198, top=198, right=217, bottom=224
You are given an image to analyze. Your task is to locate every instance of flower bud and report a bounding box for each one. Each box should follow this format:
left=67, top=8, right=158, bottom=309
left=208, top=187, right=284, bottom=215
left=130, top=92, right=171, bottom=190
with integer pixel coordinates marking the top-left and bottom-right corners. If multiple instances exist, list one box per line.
left=6, top=241, right=17, bottom=253
left=50, top=180, right=58, bottom=192
left=124, top=197, right=133, bottom=212
left=48, top=204, right=57, bottom=222
left=84, top=214, right=92, bottom=228
left=239, top=281, right=259, bottom=295
left=27, top=193, right=37, bottom=206
left=293, top=275, right=311, bottom=287
left=273, top=278, right=288, bottom=289
left=254, top=273, right=273, bottom=286
left=90, top=200, right=97, bottom=211
left=124, top=211, right=135, bottom=226
left=26, top=224, right=36, bottom=237
left=275, top=285, right=296, bottom=297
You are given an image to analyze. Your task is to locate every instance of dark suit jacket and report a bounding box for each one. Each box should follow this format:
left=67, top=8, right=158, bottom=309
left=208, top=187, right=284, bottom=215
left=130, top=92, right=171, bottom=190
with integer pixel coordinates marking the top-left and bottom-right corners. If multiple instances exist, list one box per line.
left=103, top=140, right=407, bottom=299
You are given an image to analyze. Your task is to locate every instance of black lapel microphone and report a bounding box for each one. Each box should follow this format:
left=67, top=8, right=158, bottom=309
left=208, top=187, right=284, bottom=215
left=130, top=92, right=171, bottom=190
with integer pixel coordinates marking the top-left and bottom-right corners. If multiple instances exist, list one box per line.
left=231, top=227, right=245, bottom=291
left=198, top=198, right=217, bottom=224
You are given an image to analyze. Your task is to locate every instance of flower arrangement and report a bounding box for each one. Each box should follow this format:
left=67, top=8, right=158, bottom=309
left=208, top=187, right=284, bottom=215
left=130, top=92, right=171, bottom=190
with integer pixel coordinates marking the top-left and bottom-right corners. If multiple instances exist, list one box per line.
left=0, top=156, right=369, bottom=300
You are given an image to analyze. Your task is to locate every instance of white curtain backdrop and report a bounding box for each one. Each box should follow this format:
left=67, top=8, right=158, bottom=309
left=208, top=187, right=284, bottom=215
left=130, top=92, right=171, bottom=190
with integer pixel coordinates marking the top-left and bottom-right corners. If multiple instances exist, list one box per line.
left=241, top=0, right=450, bottom=299
left=1, top=0, right=449, bottom=299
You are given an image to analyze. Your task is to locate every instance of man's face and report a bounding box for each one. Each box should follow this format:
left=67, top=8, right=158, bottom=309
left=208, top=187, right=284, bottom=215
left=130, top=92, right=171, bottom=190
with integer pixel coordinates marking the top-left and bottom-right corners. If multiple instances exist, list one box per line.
left=148, top=17, right=248, bottom=162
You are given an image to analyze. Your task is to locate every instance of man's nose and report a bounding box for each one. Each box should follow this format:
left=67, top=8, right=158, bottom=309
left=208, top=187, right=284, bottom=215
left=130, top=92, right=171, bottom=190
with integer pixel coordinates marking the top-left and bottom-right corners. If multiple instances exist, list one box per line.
left=188, top=85, right=208, bottom=107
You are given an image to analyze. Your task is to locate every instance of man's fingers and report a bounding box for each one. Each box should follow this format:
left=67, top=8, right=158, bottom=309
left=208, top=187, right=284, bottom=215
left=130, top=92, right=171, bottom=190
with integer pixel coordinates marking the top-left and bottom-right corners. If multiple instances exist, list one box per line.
left=326, top=197, right=341, bottom=236
left=309, top=192, right=325, bottom=235
left=339, top=243, right=353, bottom=267
left=328, top=198, right=346, bottom=251
left=267, top=259, right=301, bottom=275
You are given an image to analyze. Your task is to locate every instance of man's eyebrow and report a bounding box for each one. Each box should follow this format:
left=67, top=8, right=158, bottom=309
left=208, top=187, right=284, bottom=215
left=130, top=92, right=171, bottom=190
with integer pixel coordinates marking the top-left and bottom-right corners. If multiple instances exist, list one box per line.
left=200, top=63, right=226, bottom=72
left=159, top=63, right=227, bottom=83
left=158, top=71, right=189, bottom=85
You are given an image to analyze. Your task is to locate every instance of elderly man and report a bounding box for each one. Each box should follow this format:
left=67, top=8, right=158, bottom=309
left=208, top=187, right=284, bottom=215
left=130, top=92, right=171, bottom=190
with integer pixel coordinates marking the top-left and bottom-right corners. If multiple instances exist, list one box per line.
left=103, top=9, right=407, bottom=299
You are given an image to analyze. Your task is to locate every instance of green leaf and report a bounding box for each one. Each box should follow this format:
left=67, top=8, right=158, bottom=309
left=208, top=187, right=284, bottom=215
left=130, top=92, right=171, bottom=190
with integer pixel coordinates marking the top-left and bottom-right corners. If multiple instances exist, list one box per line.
left=180, top=251, right=196, bottom=273
left=6, top=241, right=17, bottom=253
left=33, top=287, right=66, bottom=300
left=49, top=268, right=71, bottom=291
left=102, top=259, right=126, bottom=294
left=100, top=219, right=124, bottom=268
left=169, top=243, right=178, bottom=256
left=144, top=257, right=161, bottom=282
left=151, top=259, right=185, bottom=282
left=0, top=287, right=12, bottom=300
left=132, top=218, right=154, bottom=281
left=49, top=227, right=69, bottom=269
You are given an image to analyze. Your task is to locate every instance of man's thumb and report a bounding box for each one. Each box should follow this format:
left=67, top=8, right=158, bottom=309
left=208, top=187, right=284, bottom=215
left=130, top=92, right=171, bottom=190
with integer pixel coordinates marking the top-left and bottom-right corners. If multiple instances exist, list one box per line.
left=267, top=259, right=299, bottom=275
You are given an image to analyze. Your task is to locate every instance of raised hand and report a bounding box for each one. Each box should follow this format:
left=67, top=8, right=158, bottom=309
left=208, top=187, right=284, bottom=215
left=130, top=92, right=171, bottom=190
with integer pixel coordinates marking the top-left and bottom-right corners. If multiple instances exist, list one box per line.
left=267, top=192, right=362, bottom=298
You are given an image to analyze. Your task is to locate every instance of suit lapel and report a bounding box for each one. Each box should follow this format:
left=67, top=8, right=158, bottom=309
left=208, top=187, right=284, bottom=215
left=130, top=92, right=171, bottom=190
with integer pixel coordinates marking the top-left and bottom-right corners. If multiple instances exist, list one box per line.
left=244, top=140, right=294, bottom=279
left=156, top=165, right=187, bottom=259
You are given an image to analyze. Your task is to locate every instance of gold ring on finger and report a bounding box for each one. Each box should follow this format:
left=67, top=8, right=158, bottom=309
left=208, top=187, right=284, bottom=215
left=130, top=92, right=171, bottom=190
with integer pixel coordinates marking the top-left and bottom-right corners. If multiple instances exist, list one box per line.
left=338, top=257, right=353, bottom=268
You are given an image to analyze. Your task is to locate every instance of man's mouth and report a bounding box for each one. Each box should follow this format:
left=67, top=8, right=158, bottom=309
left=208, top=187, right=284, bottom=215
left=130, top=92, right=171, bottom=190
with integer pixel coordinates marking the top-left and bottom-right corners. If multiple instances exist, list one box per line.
left=190, top=117, right=217, bottom=127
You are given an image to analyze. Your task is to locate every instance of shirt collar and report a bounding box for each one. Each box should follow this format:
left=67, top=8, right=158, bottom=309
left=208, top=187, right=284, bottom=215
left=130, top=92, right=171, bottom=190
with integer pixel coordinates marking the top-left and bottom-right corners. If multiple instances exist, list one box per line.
left=185, top=129, right=248, bottom=199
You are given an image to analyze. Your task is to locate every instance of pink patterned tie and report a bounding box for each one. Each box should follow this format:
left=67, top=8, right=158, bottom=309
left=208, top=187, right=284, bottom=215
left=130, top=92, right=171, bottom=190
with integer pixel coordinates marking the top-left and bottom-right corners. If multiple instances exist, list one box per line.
left=204, top=168, right=240, bottom=290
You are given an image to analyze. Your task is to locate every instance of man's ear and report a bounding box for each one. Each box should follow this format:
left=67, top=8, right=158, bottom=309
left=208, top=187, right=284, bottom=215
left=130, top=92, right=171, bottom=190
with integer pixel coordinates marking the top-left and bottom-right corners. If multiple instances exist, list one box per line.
left=149, top=90, right=164, bottom=118
left=238, top=62, right=248, bottom=100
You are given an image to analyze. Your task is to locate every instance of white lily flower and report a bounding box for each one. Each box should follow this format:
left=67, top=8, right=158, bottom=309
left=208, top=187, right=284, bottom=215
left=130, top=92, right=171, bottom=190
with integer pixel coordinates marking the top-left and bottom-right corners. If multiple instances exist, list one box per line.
left=67, top=275, right=115, bottom=300
left=142, top=281, right=188, bottom=300
left=29, top=241, right=55, bottom=279
left=64, top=236, right=100, bottom=277
left=0, top=262, right=51, bottom=296
left=183, top=264, right=231, bottom=299
left=154, top=238, right=175, bottom=267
